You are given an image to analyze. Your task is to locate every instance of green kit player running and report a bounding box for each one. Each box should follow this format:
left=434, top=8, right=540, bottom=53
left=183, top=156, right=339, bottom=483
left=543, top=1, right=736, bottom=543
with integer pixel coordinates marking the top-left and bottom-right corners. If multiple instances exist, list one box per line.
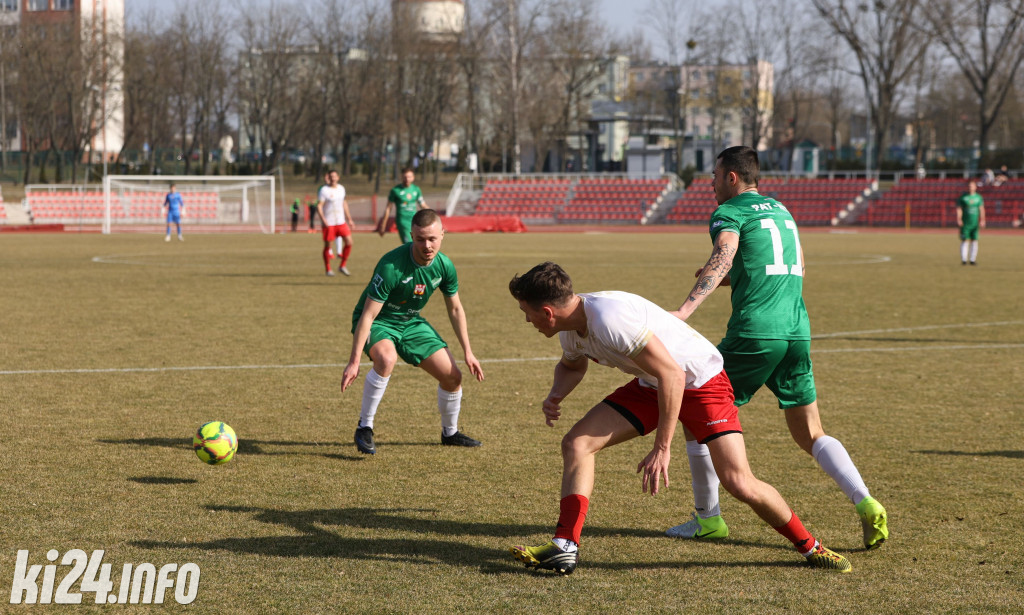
left=378, top=167, right=428, bottom=243
left=957, top=180, right=986, bottom=265
left=669, top=145, right=888, bottom=550
left=342, top=208, right=484, bottom=454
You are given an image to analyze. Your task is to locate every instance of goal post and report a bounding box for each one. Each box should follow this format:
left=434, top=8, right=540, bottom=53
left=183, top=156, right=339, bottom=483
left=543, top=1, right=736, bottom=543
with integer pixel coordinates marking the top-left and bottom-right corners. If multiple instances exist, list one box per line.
left=101, top=175, right=277, bottom=234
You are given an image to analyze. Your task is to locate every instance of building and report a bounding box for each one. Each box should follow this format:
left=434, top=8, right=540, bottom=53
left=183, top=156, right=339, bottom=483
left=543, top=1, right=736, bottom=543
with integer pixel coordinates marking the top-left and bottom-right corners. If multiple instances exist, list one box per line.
left=0, top=0, right=124, bottom=157
left=393, top=0, right=464, bottom=44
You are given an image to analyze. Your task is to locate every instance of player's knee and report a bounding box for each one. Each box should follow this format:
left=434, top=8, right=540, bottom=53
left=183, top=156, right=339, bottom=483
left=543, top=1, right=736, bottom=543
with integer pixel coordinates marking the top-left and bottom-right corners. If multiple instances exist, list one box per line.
left=560, top=432, right=598, bottom=461
left=438, top=365, right=462, bottom=390
left=718, top=469, right=760, bottom=504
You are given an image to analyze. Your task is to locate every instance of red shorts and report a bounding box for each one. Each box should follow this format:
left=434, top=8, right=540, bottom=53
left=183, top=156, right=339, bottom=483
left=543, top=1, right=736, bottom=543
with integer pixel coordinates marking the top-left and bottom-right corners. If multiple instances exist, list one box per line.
left=603, top=371, right=742, bottom=444
left=323, top=223, right=351, bottom=242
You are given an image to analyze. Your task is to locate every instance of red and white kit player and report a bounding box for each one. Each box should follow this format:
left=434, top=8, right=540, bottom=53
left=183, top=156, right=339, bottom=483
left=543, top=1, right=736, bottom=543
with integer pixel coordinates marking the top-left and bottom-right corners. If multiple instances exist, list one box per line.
left=317, top=169, right=354, bottom=276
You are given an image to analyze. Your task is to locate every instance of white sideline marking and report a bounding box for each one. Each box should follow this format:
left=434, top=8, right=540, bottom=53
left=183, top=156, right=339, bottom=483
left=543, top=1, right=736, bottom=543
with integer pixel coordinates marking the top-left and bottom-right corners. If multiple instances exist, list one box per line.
left=3, top=321, right=1020, bottom=377
left=813, top=320, right=1024, bottom=339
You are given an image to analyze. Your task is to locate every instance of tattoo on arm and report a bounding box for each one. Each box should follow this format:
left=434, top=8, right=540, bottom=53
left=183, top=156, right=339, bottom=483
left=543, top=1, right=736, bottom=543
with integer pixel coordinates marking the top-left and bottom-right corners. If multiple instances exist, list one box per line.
left=687, top=243, right=736, bottom=301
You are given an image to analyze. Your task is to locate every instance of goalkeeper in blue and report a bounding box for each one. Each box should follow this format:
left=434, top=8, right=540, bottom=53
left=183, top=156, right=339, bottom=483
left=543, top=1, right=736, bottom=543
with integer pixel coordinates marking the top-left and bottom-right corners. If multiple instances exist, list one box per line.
left=163, top=183, right=185, bottom=242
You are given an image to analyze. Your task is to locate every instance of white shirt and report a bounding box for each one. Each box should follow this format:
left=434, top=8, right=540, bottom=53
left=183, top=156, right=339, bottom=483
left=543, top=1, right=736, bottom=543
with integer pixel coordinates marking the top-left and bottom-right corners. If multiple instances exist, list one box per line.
left=318, top=184, right=348, bottom=226
left=559, top=291, right=724, bottom=389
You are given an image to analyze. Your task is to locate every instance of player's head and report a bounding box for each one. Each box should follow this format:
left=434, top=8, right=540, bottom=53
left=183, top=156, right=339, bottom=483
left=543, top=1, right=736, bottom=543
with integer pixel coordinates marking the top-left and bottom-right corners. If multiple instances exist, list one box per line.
left=326, top=169, right=339, bottom=186
left=713, top=146, right=759, bottom=204
left=967, top=179, right=977, bottom=192
left=410, top=209, right=443, bottom=265
left=169, top=183, right=177, bottom=192
left=401, top=167, right=415, bottom=186
left=509, top=262, right=575, bottom=338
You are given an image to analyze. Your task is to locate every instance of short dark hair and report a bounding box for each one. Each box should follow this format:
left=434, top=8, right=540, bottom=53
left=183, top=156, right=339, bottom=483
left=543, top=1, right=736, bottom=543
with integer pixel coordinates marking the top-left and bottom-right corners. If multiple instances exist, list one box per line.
left=717, top=146, right=760, bottom=186
left=411, top=208, right=441, bottom=229
left=509, top=262, right=574, bottom=308
left=401, top=166, right=415, bottom=175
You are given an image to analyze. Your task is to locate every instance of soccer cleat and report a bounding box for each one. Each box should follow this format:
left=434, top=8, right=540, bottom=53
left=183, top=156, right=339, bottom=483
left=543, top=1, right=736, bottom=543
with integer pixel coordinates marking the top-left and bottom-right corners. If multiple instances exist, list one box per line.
left=665, top=512, right=729, bottom=539
left=805, top=543, right=852, bottom=572
left=441, top=430, right=481, bottom=447
left=165, top=235, right=171, bottom=242
left=856, top=496, right=888, bottom=550
left=325, top=270, right=336, bottom=277
left=178, top=235, right=184, bottom=242
left=354, top=426, right=376, bottom=455
left=510, top=541, right=578, bottom=575
left=340, top=265, right=350, bottom=276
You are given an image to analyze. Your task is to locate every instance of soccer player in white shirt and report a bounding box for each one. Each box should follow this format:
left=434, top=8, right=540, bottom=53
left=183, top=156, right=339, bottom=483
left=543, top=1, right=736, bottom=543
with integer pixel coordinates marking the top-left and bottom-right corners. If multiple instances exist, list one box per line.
left=316, top=170, right=354, bottom=276
left=507, top=262, right=851, bottom=575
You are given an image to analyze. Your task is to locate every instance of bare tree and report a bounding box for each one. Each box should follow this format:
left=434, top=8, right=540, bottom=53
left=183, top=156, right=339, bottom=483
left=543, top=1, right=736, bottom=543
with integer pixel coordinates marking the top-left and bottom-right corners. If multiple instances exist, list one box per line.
left=811, top=0, right=930, bottom=165
left=924, top=0, right=1024, bottom=155
left=645, top=0, right=700, bottom=169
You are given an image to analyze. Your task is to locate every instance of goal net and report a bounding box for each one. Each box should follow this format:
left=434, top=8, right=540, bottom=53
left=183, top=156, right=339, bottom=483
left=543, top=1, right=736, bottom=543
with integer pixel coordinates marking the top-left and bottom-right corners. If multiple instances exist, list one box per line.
left=100, top=175, right=277, bottom=234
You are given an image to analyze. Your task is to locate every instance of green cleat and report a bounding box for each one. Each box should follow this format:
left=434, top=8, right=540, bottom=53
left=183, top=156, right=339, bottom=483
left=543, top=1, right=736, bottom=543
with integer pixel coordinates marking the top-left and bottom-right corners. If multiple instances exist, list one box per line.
left=856, top=496, right=888, bottom=550
left=805, top=543, right=852, bottom=573
left=510, top=541, right=578, bottom=575
left=665, top=512, right=729, bottom=539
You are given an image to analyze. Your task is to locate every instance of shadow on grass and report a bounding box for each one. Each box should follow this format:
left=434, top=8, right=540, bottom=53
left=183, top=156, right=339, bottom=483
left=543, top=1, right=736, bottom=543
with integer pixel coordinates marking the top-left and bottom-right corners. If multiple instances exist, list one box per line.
left=96, top=437, right=364, bottom=461
left=131, top=504, right=793, bottom=572
left=128, top=476, right=198, bottom=485
left=916, top=449, right=1024, bottom=459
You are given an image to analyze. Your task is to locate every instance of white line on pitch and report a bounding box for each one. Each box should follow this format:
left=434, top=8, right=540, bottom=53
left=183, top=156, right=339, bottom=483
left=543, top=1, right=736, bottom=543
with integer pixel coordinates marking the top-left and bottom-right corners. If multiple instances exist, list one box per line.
left=813, top=320, right=1024, bottom=339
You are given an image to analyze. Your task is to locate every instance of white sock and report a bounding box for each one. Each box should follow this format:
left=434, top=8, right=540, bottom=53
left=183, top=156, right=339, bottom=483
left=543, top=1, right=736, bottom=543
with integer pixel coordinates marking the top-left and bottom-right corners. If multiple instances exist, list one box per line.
left=359, top=369, right=390, bottom=429
left=438, top=387, right=461, bottom=437
left=812, top=435, right=870, bottom=504
left=960, top=240, right=969, bottom=262
left=970, top=241, right=979, bottom=263
left=335, top=237, right=343, bottom=257
left=686, top=440, right=721, bottom=518
left=551, top=537, right=578, bottom=552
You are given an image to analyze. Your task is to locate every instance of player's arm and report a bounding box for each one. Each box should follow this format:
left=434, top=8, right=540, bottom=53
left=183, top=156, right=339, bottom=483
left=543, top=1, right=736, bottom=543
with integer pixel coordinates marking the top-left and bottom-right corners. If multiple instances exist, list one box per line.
left=631, top=334, right=686, bottom=495
left=377, top=201, right=394, bottom=236
left=341, top=298, right=384, bottom=392
left=542, top=355, right=589, bottom=427
left=956, top=201, right=964, bottom=226
left=980, top=204, right=986, bottom=228
left=673, top=230, right=738, bottom=321
left=418, top=194, right=428, bottom=210
left=442, top=292, right=484, bottom=382
left=316, top=197, right=328, bottom=227
left=343, top=199, right=354, bottom=227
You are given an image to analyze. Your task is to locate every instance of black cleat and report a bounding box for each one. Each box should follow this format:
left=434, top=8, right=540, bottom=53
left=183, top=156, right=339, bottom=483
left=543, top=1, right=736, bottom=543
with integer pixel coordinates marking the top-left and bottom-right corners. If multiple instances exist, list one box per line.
left=441, top=430, right=481, bottom=447
left=354, top=426, right=376, bottom=454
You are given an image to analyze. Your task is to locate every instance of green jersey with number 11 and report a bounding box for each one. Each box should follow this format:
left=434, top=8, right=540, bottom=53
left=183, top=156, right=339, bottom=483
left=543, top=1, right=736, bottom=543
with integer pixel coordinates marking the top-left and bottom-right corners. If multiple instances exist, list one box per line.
left=709, top=191, right=810, bottom=341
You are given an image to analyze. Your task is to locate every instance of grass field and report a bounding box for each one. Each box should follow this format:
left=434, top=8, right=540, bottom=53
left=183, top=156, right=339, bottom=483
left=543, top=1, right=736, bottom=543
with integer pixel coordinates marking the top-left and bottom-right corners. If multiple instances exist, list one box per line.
left=1, top=228, right=1022, bottom=613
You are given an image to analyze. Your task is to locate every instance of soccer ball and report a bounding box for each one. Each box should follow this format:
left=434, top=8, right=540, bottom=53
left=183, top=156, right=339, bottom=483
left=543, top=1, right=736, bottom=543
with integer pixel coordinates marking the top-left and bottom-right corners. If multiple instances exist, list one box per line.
left=192, top=421, right=238, bottom=465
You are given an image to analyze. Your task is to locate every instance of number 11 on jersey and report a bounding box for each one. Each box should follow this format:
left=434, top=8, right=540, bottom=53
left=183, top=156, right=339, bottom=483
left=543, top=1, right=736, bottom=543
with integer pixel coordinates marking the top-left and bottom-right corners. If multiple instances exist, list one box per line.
left=760, top=218, right=804, bottom=276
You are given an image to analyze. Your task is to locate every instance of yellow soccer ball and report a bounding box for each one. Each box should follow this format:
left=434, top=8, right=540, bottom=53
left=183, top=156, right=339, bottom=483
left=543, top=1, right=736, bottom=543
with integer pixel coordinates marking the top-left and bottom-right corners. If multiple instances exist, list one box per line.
left=192, top=421, right=238, bottom=465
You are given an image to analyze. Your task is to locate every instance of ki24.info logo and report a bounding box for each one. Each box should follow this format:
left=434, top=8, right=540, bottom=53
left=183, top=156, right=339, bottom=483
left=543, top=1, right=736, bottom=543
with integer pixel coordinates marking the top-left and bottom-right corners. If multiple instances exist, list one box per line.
left=8, top=550, right=200, bottom=605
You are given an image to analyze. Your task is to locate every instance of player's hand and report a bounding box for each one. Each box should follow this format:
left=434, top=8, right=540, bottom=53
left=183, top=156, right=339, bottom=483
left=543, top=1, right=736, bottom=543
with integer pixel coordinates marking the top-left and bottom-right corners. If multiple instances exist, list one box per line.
left=541, top=395, right=563, bottom=427
left=340, top=362, right=361, bottom=392
left=465, top=352, right=485, bottom=382
left=375, top=217, right=387, bottom=236
left=637, top=446, right=671, bottom=495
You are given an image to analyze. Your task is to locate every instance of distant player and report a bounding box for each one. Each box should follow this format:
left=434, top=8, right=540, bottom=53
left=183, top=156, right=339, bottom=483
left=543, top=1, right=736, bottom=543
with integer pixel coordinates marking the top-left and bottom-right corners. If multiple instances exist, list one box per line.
left=957, top=179, right=986, bottom=265
left=316, top=170, right=354, bottom=277
left=163, top=183, right=184, bottom=242
left=342, top=208, right=484, bottom=454
left=670, top=146, right=887, bottom=550
left=378, top=167, right=428, bottom=243
left=506, top=262, right=852, bottom=575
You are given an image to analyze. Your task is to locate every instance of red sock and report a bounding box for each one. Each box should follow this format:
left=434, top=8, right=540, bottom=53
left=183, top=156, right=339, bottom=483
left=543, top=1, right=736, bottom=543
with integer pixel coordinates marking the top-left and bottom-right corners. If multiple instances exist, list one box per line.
left=323, top=246, right=332, bottom=271
left=553, top=494, right=589, bottom=545
left=341, top=245, right=352, bottom=267
left=773, top=510, right=816, bottom=554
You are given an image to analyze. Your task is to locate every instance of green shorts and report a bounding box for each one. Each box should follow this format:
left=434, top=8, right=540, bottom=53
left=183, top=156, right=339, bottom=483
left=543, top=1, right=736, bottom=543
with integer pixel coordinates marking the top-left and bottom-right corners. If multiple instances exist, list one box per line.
left=396, top=221, right=413, bottom=244
left=959, top=225, right=979, bottom=241
left=365, top=318, right=447, bottom=366
left=718, top=337, right=817, bottom=409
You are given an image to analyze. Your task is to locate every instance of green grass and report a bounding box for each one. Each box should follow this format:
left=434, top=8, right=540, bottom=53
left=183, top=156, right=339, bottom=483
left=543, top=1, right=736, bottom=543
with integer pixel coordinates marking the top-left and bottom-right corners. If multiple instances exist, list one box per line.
left=1, top=229, right=1023, bottom=613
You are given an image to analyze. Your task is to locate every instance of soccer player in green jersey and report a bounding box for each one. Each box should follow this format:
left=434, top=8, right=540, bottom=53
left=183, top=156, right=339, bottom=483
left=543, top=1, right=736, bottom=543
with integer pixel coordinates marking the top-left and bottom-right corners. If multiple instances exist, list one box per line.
left=957, top=180, right=986, bottom=265
left=342, top=208, right=484, bottom=454
left=378, top=167, right=428, bottom=243
left=668, top=146, right=888, bottom=550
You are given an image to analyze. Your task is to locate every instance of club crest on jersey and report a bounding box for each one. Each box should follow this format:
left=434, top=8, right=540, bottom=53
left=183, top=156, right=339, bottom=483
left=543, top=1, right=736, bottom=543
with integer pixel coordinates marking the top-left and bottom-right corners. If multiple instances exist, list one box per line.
left=414, top=283, right=426, bottom=295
